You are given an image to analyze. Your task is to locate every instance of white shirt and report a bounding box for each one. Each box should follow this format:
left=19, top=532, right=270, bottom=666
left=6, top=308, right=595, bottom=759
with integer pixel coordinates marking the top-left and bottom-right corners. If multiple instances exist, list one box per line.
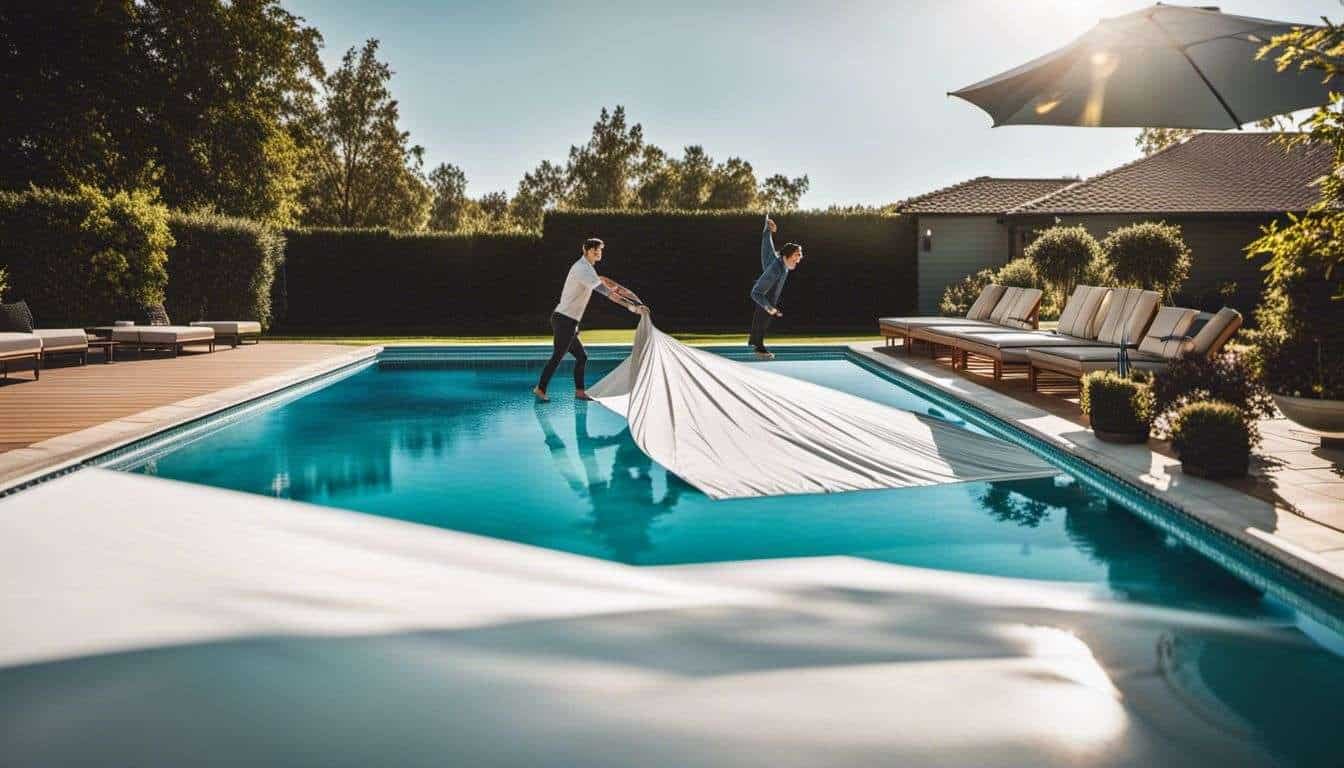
left=553, top=256, right=607, bottom=321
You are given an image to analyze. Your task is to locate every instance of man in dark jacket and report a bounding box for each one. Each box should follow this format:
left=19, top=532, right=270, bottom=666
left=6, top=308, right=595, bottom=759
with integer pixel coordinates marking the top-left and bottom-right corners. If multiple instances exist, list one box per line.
left=749, top=216, right=804, bottom=359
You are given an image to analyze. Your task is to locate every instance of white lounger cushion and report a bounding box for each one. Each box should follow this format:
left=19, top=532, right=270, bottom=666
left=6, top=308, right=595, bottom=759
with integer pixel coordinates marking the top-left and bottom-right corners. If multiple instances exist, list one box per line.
left=33, top=329, right=90, bottom=351
left=995, top=288, right=1043, bottom=329
left=190, top=321, right=261, bottom=335
left=1189, top=308, right=1243, bottom=357
left=1054, top=286, right=1111, bottom=339
left=1095, top=289, right=1161, bottom=346
left=0, top=332, right=42, bottom=356
left=112, top=326, right=215, bottom=344
left=966, top=284, right=1008, bottom=321
left=880, top=317, right=1000, bottom=333
left=1137, top=307, right=1200, bottom=359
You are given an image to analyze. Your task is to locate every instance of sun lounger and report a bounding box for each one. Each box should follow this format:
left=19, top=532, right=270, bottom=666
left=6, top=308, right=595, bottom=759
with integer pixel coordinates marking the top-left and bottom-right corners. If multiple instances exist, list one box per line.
left=919, top=286, right=1144, bottom=379
left=188, top=321, right=261, bottom=347
left=1026, top=307, right=1242, bottom=389
left=33, top=328, right=90, bottom=365
left=907, top=286, right=1045, bottom=358
left=0, top=332, right=42, bottom=380
left=111, top=304, right=216, bottom=356
left=878, top=284, right=1008, bottom=350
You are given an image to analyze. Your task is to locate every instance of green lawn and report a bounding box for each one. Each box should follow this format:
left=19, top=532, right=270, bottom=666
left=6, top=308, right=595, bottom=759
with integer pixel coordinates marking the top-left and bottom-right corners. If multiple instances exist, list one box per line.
left=267, top=329, right=885, bottom=346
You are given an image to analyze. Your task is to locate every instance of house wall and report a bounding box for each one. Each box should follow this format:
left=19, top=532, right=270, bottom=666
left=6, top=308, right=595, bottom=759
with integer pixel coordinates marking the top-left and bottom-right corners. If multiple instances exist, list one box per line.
left=1015, top=214, right=1281, bottom=314
left=916, top=214, right=1012, bottom=314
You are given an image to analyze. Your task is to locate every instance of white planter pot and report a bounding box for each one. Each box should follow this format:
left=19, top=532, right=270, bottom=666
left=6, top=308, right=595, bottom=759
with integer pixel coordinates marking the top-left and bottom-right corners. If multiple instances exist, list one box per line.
left=1273, top=394, right=1344, bottom=444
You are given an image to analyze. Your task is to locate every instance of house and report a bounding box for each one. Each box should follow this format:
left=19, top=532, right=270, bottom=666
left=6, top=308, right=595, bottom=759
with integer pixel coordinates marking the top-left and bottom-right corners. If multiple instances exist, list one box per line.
left=897, top=177, right=1076, bottom=313
left=1007, top=133, right=1330, bottom=314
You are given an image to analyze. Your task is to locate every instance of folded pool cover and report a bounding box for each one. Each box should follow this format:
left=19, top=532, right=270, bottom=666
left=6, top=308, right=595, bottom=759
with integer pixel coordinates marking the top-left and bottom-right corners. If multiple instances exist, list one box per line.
left=589, top=316, right=1056, bottom=499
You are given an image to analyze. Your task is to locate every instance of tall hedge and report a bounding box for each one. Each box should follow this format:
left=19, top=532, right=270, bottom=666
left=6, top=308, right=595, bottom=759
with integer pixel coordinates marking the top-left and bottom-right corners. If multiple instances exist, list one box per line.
left=166, top=212, right=284, bottom=330
left=542, top=210, right=915, bottom=329
left=280, top=228, right=543, bottom=329
left=0, top=186, right=172, bottom=326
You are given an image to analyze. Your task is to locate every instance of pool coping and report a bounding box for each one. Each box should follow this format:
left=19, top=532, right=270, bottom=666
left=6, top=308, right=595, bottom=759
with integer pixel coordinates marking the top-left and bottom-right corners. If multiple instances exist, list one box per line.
left=4, top=340, right=1343, bottom=608
left=849, top=344, right=1344, bottom=600
left=0, top=345, right=384, bottom=496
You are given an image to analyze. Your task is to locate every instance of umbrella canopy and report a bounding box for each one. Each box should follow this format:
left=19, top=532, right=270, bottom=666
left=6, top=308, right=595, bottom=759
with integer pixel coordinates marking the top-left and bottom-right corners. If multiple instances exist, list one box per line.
left=951, top=4, right=1331, bottom=129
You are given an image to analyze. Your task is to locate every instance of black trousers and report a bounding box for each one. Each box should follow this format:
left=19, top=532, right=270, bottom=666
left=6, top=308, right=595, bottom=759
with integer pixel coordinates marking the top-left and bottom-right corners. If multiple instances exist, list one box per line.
left=748, top=306, right=773, bottom=350
left=538, top=312, right=587, bottom=391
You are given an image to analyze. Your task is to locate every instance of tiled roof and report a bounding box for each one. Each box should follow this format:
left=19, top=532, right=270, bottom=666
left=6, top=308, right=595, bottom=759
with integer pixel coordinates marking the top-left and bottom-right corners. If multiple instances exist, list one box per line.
left=897, top=177, right=1077, bottom=214
left=1010, top=133, right=1330, bottom=215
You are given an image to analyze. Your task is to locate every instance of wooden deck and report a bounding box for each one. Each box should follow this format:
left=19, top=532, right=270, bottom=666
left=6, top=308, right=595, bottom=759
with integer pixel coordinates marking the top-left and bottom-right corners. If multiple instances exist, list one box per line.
left=0, top=343, right=354, bottom=453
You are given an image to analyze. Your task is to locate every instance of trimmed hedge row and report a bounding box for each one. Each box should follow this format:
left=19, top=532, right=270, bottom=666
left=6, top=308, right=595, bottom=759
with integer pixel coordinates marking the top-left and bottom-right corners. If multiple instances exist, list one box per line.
left=0, top=186, right=172, bottom=327
left=279, top=228, right=543, bottom=328
left=167, top=212, right=285, bottom=330
left=541, top=210, right=916, bottom=329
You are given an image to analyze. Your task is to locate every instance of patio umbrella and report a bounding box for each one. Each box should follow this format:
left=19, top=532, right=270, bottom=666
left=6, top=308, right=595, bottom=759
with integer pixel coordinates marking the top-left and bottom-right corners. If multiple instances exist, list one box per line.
left=951, top=4, right=1331, bottom=129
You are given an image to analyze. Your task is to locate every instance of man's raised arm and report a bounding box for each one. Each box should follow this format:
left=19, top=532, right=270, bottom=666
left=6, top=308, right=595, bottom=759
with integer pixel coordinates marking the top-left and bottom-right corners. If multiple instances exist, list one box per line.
left=761, top=217, right=778, bottom=270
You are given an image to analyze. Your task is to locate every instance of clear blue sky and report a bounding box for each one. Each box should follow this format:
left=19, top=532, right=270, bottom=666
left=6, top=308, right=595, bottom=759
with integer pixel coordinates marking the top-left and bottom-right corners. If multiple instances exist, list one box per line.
left=282, top=0, right=1340, bottom=207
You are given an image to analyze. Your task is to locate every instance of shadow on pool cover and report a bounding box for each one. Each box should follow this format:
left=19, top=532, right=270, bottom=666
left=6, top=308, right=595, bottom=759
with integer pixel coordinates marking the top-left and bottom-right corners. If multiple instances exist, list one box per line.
left=3, top=577, right=1340, bottom=767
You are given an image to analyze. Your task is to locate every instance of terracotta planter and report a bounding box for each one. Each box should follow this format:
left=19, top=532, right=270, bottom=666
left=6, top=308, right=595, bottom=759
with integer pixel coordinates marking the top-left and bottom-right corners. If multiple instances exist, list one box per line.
left=1273, top=394, right=1344, bottom=443
left=1093, top=427, right=1149, bottom=444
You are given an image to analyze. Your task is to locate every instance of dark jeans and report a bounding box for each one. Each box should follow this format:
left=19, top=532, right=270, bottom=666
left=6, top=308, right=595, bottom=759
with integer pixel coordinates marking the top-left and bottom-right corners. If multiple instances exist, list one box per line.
left=748, top=305, right=773, bottom=351
left=538, top=312, right=587, bottom=391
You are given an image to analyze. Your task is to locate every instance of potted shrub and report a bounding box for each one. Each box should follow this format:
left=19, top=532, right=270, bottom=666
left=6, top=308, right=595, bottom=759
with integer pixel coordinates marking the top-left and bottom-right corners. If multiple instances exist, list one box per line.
left=1080, top=371, right=1153, bottom=443
left=1170, top=401, right=1251, bottom=478
left=1150, top=350, right=1274, bottom=443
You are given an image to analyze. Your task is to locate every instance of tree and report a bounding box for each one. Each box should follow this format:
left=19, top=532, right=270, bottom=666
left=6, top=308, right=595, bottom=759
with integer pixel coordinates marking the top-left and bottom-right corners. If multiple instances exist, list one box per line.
left=759, top=174, right=810, bottom=212
left=300, top=39, right=431, bottom=230
left=511, top=160, right=567, bottom=230
left=428, top=163, right=469, bottom=232
left=633, top=146, right=675, bottom=209
left=0, top=0, right=323, bottom=225
left=1135, top=128, right=1196, bottom=156
left=668, top=145, right=715, bottom=209
left=565, top=106, right=644, bottom=208
left=705, top=157, right=758, bottom=209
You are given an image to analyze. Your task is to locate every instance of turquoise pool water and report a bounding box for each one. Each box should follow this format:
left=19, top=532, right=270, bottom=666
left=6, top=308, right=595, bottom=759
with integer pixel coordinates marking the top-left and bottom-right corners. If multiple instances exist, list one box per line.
left=119, top=350, right=1344, bottom=765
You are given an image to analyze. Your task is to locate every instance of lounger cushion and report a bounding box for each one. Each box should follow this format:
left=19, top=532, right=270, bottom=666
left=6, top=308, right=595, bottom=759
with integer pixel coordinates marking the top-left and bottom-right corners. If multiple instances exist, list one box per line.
left=0, top=332, right=42, bottom=356
left=0, top=301, right=34, bottom=333
left=996, top=288, right=1043, bottom=329
left=33, top=328, right=89, bottom=351
left=966, top=284, right=1008, bottom=321
left=1095, top=289, right=1161, bottom=346
left=1137, top=307, right=1199, bottom=359
left=988, top=287, right=1023, bottom=324
left=1055, top=286, right=1111, bottom=339
left=1027, top=345, right=1171, bottom=376
left=1189, top=307, right=1242, bottom=357
left=112, top=325, right=215, bottom=344
left=885, top=318, right=1000, bottom=335
left=190, top=321, right=261, bottom=335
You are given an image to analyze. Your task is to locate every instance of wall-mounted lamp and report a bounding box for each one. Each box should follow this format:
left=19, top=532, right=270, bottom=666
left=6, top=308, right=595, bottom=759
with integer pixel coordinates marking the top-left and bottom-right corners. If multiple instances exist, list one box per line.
left=921, top=227, right=933, bottom=252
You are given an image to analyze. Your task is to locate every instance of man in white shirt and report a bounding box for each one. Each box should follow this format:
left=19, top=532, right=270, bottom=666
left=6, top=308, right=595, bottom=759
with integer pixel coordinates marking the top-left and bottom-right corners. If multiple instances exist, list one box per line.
left=533, top=237, right=647, bottom=402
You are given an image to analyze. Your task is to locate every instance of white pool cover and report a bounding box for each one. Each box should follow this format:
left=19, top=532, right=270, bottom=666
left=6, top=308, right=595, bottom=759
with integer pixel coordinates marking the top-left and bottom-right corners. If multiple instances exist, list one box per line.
left=589, top=316, right=1055, bottom=499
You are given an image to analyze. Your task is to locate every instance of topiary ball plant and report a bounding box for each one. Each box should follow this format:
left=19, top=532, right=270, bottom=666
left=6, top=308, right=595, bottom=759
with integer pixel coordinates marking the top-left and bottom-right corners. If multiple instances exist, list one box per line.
left=1024, top=225, right=1103, bottom=300
left=1101, top=221, right=1192, bottom=302
left=1170, top=401, right=1251, bottom=478
left=1080, top=371, right=1154, bottom=443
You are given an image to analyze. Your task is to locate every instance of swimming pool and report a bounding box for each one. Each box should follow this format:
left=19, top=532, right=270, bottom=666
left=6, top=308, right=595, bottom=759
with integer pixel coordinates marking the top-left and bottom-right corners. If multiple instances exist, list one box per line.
left=101, top=346, right=1344, bottom=765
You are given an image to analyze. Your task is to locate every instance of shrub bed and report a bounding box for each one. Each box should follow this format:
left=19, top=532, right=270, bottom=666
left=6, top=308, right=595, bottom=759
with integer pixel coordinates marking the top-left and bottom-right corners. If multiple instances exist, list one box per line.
left=166, top=212, right=285, bottom=330
left=0, top=186, right=172, bottom=326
